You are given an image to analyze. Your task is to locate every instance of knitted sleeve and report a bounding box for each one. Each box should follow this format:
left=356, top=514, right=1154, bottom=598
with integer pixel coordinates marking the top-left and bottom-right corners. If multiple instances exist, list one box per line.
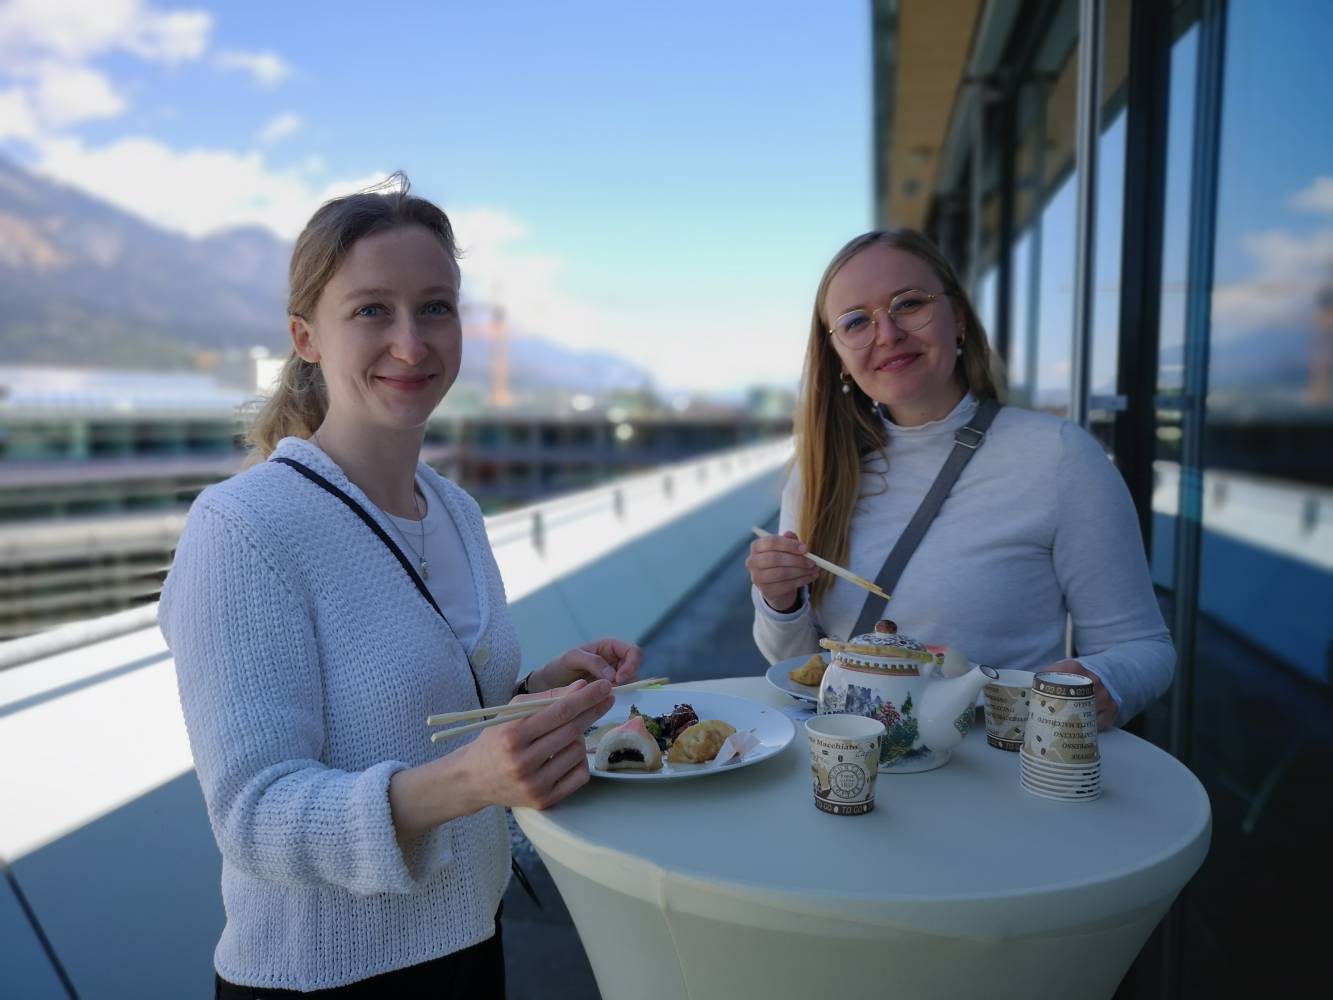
left=752, top=465, right=822, bottom=664
left=1053, top=423, right=1177, bottom=723
left=159, top=498, right=453, bottom=896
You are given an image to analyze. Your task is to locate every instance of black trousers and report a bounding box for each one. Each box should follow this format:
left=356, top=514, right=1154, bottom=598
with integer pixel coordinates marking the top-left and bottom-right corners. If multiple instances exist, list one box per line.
left=214, top=915, right=504, bottom=1000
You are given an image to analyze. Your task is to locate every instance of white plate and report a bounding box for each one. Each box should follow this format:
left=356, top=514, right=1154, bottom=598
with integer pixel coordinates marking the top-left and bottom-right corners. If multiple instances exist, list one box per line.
left=764, top=652, right=830, bottom=704
left=586, top=690, right=795, bottom=781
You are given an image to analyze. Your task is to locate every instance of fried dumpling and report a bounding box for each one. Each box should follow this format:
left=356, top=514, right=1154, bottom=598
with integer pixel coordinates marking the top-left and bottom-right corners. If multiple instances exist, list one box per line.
left=666, top=720, right=737, bottom=764
left=788, top=654, right=828, bottom=686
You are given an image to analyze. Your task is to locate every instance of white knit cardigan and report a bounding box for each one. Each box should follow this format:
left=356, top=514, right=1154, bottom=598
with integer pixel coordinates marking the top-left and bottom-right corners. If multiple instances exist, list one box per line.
left=158, top=437, right=519, bottom=990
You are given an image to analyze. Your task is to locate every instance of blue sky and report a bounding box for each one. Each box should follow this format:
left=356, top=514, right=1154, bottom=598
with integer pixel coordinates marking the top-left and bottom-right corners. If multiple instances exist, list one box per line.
left=0, top=0, right=871, bottom=392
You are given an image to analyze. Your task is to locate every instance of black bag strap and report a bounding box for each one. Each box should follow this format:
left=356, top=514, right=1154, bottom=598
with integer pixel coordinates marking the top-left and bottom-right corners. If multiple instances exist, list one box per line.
left=273, top=456, right=485, bottom=709
left=848, top=398, right=1003, bottom=639
left=274, top=455, right=545, bottom=909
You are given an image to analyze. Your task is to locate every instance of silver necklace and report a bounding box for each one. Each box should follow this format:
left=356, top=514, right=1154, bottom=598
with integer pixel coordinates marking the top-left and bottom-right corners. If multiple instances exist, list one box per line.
left=398, top=485, right=430, bottom=581
left=312, top=431, right=429, bottom=580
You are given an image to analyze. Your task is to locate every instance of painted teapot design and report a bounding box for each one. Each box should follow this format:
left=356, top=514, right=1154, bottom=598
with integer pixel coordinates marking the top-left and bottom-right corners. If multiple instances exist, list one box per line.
left=817, top=619, right=998, bottom=774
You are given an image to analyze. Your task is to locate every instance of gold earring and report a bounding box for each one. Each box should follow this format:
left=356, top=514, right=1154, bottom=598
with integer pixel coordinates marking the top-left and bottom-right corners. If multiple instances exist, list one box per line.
left=839, top=371, right=852, bottom=395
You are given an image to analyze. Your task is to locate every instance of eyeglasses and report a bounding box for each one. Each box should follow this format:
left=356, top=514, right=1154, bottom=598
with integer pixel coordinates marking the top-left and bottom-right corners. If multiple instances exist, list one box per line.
left=828, top=289, right=947, bottom=349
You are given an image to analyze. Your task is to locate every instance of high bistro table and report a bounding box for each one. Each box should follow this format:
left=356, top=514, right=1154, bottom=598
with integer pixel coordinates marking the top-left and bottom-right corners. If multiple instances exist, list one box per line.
left=513, top=677, right=1211, bottom=1000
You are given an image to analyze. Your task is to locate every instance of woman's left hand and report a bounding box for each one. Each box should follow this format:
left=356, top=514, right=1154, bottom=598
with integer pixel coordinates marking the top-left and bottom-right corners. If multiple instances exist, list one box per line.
left=1044, top=659, right=1119, bottom=730
left=526, top=637, right=643, bottom=693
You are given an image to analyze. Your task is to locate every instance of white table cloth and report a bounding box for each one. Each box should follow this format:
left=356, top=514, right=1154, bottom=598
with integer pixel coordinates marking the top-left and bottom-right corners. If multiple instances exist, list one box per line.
left=514, top=678, right=1210, bottom=1000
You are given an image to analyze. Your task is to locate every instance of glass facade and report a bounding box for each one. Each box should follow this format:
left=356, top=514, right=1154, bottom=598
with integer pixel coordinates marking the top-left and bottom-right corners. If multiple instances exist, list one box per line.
left=1177, top=1, right=1333, bottom=995
left=881, top=0, right=1333, bottom=995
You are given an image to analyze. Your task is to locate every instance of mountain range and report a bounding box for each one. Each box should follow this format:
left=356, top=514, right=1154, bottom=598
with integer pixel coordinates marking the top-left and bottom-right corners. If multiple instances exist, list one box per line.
left=0, top=155, right=651, bottom=393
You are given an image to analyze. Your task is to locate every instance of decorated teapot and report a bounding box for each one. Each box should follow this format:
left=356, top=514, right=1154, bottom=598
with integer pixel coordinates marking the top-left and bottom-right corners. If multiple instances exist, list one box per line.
left=817, top=620, right=998, bottom=773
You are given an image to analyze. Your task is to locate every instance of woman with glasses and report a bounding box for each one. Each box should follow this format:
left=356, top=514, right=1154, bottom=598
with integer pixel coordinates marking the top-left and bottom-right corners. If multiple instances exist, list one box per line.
left=159, top=176, right=639, bottom=998
left=747, top=230, right=1173, bottom=729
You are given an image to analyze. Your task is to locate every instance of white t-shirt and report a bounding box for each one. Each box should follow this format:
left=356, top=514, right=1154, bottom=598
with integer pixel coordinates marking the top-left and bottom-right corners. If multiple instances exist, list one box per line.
left=382, top=472, right=481, bottom=650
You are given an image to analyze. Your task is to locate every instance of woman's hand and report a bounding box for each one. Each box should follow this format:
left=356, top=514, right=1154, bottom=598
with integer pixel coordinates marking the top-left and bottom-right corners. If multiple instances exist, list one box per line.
left=526, top=637, right=642, bottom=693
left=746, top=530, right=819, bottom=613
left=390, top=679, right=615, bottom=837
left=1044, top=660, right=1119, bottom=730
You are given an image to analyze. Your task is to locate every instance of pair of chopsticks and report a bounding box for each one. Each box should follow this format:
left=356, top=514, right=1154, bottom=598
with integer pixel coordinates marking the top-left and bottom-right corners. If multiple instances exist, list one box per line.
left=751, top=526, right=891, bottom=602
left=426, top=676, right=671, bottom=742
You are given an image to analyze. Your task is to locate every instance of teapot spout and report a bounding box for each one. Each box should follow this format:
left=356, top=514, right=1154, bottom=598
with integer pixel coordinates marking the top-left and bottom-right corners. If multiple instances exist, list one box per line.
left=917, top=663, right=999, bottom=752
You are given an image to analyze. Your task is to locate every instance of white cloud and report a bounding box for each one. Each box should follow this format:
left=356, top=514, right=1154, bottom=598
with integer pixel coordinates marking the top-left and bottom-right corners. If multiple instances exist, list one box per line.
left=447, top=208, right=808, bottom=391
left=257, top=111, right=302, bottom=145
left=31, top=134, right=385, bottom=239
left=451, top=208, right=607, bottom=351
left=0, top=87, right=39, bottom=140
left=29, top=62, right=125, bottom=126
left=1291, top=176, right=1333, bottom=215
left=0, top=0, right=210, bottom=67
left=215, top=49, right=291, bottom=87
left=0, top=0, right=211, bottom=137
left=1211, top=227, right=1333, bottom=337
left=122, top=7, right=210, bottom=63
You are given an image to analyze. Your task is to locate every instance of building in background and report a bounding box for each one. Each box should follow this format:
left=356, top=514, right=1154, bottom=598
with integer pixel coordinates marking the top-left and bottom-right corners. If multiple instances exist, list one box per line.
left=0, top=366, right=789, bottom=638
left=870, top=1, right=1331, bottom=996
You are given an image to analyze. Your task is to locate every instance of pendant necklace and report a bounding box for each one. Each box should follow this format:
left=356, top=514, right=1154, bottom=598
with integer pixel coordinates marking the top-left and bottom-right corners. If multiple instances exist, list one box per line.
left=405, top=487, right=429, bottom=581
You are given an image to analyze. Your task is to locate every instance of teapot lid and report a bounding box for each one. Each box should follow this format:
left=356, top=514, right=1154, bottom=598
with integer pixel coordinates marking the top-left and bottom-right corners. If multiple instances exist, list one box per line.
left=846, top=619, right=928, bottom=653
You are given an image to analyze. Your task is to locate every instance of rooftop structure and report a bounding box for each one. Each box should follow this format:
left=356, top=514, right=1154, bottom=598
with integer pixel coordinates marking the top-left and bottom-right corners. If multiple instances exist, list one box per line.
left=0, top=366, right=790, bottom=638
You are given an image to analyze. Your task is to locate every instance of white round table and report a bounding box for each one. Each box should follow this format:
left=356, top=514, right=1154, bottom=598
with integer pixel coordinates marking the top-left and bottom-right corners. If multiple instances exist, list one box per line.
left=514, top=678, right=1210, bottom=1000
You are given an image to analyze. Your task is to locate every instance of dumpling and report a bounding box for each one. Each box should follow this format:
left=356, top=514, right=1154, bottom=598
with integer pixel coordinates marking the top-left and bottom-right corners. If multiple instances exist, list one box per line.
left=788, top=654, right=828, bottom=686
left=593, top=716, right=664, bottom=772
left=666, top=720, right=737, bottom=764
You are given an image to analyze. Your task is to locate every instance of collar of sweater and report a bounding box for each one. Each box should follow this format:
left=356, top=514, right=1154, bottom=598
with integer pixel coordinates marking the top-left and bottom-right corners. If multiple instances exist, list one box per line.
left=878, top=392, right=978, bottom=439
left=266, top=436, right=493, bottom=645
left=270, top=435, right=430, bottom=509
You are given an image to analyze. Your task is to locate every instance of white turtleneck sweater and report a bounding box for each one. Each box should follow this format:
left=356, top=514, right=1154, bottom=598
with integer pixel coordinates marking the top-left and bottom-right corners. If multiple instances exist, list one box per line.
left=752, top=395, right=1175, bottom=725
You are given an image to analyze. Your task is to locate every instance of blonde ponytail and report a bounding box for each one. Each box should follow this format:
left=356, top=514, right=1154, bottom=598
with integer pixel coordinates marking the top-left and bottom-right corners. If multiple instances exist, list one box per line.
left=244, top=355, right=328, bottom=464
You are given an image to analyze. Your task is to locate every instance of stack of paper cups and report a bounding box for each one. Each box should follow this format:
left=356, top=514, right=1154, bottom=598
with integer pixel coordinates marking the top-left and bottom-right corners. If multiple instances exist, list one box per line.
left=1020, top=672, right=1101, bottom=801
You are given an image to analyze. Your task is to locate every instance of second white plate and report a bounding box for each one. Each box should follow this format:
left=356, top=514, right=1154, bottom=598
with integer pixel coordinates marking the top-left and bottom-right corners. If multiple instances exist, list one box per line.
left=764, top=652, right=830, bottom=704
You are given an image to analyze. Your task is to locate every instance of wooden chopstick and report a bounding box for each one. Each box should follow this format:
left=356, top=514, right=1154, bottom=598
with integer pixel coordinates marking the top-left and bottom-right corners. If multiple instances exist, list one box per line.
left=751, top=527, right=891, bottom=601
left=427, top=675, right=670, bottom=726
left=427, top=676, right=671, bottom=742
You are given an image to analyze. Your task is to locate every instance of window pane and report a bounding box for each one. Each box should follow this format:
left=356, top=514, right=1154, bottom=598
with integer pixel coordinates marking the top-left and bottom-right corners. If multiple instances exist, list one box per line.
left=1184, top=2, right=1333, bottom=995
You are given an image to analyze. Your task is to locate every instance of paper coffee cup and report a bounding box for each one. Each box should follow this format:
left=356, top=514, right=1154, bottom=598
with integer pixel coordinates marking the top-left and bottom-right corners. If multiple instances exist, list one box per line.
left=805, top=714, right=885, bottom=816
left=1023, top=672, right=1100, bottom=766
left=982, top=669, right=1033, bottom=751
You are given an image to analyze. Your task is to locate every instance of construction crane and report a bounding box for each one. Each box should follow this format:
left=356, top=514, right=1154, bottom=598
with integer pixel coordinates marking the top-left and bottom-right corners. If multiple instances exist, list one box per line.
left=461, top=297, right=513, bottom=408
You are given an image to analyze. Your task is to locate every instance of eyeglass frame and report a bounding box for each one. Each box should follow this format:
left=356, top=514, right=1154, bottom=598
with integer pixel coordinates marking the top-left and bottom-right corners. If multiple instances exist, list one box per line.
left=826, top=288, right=950, bottom=350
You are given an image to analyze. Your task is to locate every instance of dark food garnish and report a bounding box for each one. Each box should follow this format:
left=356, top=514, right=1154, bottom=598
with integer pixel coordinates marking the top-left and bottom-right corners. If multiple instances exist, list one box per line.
left=607, top=749, right=645, bottom=764
left=662, top=704, right=699, bottom=740
left=626, top=702, right=699, bottom=753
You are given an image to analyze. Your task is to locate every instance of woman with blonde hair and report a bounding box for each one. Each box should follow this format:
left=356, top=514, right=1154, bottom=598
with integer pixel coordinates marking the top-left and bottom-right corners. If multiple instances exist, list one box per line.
left=747, top=230, right=1173, bottom=728
left=159, top=175, right=639, bottom=997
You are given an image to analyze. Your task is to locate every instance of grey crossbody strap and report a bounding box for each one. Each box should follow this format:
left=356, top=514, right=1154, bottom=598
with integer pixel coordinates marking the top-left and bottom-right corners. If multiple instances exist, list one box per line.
left=848, top=398, right=1003, bottom=639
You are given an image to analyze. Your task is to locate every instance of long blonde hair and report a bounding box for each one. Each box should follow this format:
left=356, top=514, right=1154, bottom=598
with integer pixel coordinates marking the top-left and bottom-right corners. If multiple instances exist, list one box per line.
left=796, top=229, right=1004, bottom=605
left=245, top=173, right=460, bottom=461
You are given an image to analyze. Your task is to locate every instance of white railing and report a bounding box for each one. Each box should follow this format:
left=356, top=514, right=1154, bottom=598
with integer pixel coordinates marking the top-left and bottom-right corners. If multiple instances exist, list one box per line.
left=0, top=438, right=793, bottom=668
left=1152, top=461, right=1333, bottom=570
